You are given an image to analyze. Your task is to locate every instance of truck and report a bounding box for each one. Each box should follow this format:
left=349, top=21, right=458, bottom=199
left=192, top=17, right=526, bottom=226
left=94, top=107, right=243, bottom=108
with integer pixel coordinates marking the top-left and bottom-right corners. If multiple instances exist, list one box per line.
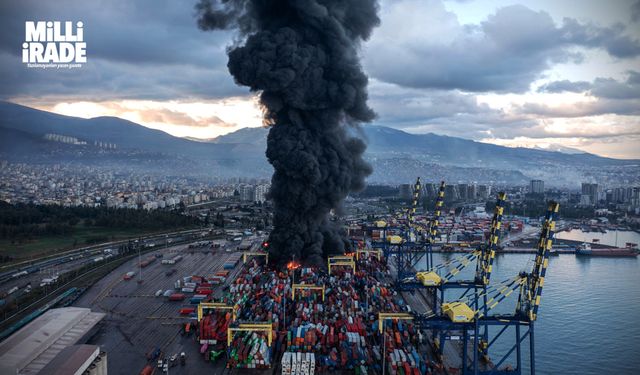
left=146, top=347, right=161, bottom=360
left=179, top=306, right=196, bottom=315
left=165, top=269, right=177, bottom=277
left=169, top=293, right=186, bottom=301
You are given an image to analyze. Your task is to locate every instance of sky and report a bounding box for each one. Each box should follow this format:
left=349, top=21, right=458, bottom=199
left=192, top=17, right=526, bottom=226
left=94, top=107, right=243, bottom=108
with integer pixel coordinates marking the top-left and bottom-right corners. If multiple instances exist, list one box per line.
left=1, top=0, right=639, bottom=158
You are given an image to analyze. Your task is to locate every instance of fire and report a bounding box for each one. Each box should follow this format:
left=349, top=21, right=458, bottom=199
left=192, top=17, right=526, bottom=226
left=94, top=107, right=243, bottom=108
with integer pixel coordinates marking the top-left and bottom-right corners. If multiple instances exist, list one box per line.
left=287, top=261, right=301, bottom=270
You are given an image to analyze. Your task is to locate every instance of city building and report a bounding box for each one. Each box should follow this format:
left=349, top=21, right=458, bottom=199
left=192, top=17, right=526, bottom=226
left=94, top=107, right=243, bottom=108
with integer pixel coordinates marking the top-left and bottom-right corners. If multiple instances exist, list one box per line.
left=581, top=183, right=599, bottom=206
left=423, top=183, right=437, bottom=198
left=444, top=184, right=458, bottom=201
left=477, top=185, right=491, bottom=200
left=254, top=184, right=269, bottom=203
left=467, top=184, right=477, bottom=200
left=457, top=184, right=468, bottom=200
left=398, top=184, right=413, bottom=200
left=238, top=184, right=255, bottom=202
left=530, top=180, right=544, bottom=194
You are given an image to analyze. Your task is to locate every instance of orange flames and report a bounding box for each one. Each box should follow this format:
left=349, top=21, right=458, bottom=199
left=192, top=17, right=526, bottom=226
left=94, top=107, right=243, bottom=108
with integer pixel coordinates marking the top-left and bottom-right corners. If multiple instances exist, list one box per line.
left=287, top=261, right=301, bottom=270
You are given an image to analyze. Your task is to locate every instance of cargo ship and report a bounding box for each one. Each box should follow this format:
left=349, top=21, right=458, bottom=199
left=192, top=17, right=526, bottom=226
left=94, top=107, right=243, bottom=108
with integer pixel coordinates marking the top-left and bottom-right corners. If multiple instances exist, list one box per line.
left=575, top=242, right=639, bottom=257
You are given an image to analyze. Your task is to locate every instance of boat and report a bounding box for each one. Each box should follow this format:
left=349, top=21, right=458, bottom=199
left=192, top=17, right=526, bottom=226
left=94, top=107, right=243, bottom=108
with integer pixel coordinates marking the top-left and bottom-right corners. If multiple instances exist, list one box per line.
left=575, top=242, right=638, bottom=257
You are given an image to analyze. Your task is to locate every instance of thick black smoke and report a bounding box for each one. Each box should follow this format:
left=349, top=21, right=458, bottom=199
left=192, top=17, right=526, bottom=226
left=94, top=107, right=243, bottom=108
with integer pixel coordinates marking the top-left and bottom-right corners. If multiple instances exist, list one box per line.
left=197, top=0, right=379, bottom=265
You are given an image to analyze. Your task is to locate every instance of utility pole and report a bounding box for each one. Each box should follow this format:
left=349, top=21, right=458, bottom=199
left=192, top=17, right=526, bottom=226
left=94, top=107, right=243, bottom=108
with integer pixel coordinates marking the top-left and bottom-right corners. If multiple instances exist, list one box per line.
left=382, top=319, right=387, bottom=375
left=138, top=247, right=142, bottom=283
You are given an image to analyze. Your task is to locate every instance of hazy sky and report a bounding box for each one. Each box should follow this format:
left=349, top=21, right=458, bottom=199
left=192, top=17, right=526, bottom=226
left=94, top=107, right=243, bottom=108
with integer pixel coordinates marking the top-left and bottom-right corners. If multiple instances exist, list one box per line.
left=1, top=0, right=639, bottom=158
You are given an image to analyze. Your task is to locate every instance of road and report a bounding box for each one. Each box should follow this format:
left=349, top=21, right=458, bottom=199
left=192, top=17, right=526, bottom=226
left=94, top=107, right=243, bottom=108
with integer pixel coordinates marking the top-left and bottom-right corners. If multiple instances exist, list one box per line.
left=0, top=229, right=218, bottom=306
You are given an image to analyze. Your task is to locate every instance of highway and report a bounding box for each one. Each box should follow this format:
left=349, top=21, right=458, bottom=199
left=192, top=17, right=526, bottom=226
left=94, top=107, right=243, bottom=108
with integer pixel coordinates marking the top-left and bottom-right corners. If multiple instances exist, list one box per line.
left=0, top=228, right=218, bottom=310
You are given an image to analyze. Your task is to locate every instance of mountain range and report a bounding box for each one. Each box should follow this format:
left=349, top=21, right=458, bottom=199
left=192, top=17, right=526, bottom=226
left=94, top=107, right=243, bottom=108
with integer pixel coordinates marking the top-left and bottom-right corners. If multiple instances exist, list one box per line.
left=0, top=101, right=637, bottom=186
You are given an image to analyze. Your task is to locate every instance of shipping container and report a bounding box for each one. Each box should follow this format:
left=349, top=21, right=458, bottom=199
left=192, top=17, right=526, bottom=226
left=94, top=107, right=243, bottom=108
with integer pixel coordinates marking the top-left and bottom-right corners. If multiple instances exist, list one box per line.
left=169, top=293, right=186, bottom=301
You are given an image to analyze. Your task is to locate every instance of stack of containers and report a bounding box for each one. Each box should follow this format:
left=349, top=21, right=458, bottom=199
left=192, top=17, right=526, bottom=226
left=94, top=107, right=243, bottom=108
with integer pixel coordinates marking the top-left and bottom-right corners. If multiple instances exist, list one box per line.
left=199, top=310, right=231, bottom=345
left=381, top=319, right=427, bottom=375
left=226, top=331, right=272, bottom=369
left=208, top=271, right=228, bottom=285
left=281, top=256, right=428, bottom=373
left=189, top=251, right=431, bottom=373
left=281, top=352, right=316, bottom=375
left=182, top=280, right=197, bottom=294
left=223, top=253, right=242, bottom=270
left=222, top=261, right=290, bottom=368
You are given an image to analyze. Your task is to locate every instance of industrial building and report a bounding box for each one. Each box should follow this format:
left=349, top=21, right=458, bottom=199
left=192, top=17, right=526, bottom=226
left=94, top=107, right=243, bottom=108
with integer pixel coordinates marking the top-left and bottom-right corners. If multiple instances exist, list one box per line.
left=0, top=307, right=105, bottom=375
left=39, top=345, right=107, bottom=375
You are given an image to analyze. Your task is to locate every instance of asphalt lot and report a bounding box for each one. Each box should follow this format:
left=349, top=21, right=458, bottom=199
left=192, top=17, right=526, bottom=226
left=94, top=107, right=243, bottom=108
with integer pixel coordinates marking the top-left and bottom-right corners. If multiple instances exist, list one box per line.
left=73, top=240, right=254, bottom=375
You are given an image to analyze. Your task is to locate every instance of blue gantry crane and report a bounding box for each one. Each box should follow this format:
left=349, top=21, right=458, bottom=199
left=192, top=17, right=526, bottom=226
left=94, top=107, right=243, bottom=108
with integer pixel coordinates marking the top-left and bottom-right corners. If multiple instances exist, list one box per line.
left=381, top=179, right=446, bottom=287
left=402, top=200, right=559, bottom=375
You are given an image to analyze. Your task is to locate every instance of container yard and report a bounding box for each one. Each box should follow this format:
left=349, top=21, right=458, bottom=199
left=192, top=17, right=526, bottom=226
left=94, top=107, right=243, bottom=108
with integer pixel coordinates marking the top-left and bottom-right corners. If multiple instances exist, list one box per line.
left=39, top=180, right=562, bottom=375
left=70, top=238, right=253, bottom=374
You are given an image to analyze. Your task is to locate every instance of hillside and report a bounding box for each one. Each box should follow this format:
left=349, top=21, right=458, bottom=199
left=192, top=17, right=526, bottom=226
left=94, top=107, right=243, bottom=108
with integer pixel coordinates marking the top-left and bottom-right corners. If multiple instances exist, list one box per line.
left=1, top=101, right=637, bottom=186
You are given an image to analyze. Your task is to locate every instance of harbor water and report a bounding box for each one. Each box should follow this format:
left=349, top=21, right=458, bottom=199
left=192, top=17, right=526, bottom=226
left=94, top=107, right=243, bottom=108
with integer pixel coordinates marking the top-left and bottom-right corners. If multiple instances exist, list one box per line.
left=418, top=249, right=640, bottom=374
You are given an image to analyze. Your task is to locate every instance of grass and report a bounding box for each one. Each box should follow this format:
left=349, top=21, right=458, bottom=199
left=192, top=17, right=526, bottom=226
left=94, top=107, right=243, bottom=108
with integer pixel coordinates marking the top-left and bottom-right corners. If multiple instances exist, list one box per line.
left=0, top=225, right=171, bottom=261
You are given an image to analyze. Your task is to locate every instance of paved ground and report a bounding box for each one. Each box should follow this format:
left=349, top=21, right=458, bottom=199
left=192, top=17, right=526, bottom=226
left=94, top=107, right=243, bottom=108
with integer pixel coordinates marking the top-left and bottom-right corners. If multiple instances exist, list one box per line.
left=73, top=240, right=255, bottom=375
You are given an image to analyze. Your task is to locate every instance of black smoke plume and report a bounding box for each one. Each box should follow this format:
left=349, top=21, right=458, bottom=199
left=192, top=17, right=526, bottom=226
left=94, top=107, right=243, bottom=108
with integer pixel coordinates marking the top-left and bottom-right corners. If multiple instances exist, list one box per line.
left=196, top=0, right=380, bottom=265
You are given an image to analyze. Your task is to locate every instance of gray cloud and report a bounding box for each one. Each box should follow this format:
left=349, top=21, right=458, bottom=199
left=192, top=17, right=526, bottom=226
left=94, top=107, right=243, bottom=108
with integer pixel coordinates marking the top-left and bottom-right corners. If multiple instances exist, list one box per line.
left=368, top=79, right=640, bottom=144
left=536, top=71, right=640, bottom=99
left=632, top=1, right=640, bottom=22
left=0, top=0, right=245, bottom=100
left=591, top=72, right=640, bottom=99
left=365, top=2, right=640, bottom=93
left=560, top=18, right=640, bottom=58
left=367, top=80, right=537, bottom=140
left=517, top=98, right=640, bottom=118
left=538, top=80, right=592, bottom=93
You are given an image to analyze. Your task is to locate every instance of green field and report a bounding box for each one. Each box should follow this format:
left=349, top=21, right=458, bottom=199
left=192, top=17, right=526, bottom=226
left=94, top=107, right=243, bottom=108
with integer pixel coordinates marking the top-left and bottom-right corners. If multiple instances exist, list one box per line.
left=0, top=225, right=166, bottom=260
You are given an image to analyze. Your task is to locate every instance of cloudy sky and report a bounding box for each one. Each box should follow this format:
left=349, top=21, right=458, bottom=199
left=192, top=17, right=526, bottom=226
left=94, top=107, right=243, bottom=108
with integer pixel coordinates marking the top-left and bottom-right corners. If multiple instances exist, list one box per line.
left=1, top=0, right=639, bottom=158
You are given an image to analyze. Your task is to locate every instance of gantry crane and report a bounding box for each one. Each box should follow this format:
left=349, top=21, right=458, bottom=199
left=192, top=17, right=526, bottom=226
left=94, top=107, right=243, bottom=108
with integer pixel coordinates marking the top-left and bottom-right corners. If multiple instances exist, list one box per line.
left=401, top=193, right=506, bottom=302
left=387, top=180, right=445, bottom=287
left=402, top=200, right=559, bottom=375
left=396, top=192, right=506, bottom=365
left=367, top=177, right=424, bottom=256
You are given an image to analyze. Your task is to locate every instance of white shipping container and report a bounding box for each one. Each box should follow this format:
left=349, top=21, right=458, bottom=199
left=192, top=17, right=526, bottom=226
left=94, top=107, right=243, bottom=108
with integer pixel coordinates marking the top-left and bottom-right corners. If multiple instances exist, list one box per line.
left=309, top=353, right=315, bottom=375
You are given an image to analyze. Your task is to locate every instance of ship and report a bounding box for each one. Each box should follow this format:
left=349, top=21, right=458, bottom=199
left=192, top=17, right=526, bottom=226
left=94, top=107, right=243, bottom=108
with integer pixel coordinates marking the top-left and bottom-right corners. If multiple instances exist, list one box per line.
left=575, top=242, right=639, bottom=257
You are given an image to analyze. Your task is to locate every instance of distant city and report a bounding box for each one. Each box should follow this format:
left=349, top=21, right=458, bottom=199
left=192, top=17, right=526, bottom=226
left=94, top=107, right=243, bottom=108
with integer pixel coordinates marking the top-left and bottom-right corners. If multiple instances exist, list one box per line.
left=2, top=159, right=638, bottom=220
left=0, top=161, right=270, bottom=209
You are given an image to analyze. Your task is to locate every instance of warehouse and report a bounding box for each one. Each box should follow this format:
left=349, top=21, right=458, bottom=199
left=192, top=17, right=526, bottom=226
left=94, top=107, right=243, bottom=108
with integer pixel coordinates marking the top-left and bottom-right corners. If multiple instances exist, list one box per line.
left=39, top=345, right=107, bottom=375
left=0, top=307, right=105, bottom=374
